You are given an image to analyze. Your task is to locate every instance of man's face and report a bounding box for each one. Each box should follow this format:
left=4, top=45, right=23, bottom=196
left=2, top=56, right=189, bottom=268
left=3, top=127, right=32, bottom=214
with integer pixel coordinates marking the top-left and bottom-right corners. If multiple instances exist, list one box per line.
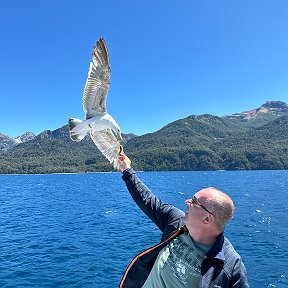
left=183, top=189, right=213, bottom=233
left=184, top=194, right=204, bottom=231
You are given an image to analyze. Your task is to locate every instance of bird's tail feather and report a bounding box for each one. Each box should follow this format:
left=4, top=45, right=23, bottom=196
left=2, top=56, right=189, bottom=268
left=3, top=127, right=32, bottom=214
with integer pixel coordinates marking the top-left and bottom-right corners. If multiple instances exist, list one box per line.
left=68, top=118, right=87, bottom=142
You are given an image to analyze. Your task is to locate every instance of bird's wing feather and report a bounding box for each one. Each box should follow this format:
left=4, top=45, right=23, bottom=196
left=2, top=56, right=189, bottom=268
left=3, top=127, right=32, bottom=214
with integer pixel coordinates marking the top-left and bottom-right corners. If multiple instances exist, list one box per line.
left=83, top=38, right=111, bottom=119
left=90, top=129, right=121, bottom=169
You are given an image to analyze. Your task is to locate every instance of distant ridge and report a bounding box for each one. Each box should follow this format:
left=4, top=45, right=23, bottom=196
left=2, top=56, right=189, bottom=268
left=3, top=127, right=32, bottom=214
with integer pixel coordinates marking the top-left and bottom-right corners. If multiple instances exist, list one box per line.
left=0, top=132, right=35, bottom=152
left=0, top=100, right=287, bottom=173
left=225, top=100, right=288, bottom=121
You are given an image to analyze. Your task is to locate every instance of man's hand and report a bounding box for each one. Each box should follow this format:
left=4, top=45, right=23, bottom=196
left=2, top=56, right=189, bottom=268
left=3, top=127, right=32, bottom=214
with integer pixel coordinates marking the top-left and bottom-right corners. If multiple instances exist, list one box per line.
left=117, top=152, right=132, bottom=172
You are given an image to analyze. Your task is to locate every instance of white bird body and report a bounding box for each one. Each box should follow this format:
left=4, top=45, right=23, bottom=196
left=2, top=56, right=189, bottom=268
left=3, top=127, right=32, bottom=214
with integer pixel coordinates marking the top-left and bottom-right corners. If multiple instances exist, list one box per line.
left=69, top=114, right=120, bottom=136
left=68, top=38, right=122, bottom=168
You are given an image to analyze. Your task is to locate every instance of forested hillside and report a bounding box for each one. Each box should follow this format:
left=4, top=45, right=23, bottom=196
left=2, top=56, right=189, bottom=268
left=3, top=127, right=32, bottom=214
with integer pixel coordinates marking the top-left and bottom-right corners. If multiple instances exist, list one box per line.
left=0, top=111, right=287, bottom=173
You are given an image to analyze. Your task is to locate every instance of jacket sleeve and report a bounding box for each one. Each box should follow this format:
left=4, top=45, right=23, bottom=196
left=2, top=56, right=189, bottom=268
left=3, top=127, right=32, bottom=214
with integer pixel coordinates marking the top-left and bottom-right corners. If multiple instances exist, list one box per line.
left=231, top=258, right=250, bottom=288
left=122, top=168, right=184, bottom=234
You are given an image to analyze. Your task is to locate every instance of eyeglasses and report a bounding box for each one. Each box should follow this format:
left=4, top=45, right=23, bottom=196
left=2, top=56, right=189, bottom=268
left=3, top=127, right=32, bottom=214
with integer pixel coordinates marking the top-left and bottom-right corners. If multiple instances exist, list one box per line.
left=191, top=195, right=214, bottom=216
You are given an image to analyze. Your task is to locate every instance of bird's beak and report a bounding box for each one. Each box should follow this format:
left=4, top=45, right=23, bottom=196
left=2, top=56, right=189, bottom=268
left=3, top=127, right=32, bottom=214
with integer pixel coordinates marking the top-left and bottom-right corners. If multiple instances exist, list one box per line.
left=119, top=145, right=123, bottom=155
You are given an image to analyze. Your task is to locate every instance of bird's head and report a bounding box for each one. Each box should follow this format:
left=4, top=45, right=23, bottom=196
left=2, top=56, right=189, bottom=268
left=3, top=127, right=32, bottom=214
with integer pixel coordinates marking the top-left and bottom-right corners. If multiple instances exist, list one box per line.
left=102, top=114, right=123, bottom=140
left=109, top=118, right=122, bottom=140
left=113, top=124, right=123, bottom=141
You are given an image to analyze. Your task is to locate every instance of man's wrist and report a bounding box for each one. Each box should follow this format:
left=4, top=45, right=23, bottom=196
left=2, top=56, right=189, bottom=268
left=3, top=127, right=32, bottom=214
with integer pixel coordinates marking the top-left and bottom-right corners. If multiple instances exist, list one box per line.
left=122, top=167, right=135, bottom=178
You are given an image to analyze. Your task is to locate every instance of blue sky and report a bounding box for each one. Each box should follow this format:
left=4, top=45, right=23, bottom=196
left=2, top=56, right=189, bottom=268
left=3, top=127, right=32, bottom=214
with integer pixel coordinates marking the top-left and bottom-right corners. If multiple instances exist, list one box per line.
left=1, top=0, right=288, bottom=137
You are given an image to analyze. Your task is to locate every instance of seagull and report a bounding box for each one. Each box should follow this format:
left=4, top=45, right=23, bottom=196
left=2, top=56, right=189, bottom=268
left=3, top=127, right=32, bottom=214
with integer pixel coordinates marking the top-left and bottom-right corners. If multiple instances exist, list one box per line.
left=68, top=37, right=123, bottom=169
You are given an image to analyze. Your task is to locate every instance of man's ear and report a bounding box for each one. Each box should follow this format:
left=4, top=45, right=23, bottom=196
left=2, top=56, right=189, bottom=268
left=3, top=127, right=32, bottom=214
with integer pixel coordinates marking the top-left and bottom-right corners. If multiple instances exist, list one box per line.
left=204, top=214, right=214, bottom=224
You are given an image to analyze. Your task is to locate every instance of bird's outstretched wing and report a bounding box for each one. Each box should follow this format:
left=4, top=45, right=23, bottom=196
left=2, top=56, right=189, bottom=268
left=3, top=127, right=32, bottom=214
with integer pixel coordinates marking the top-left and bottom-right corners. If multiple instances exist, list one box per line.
left=90, top=129, right=122, bottom=169
left=83, top=38, right=111, bottom=119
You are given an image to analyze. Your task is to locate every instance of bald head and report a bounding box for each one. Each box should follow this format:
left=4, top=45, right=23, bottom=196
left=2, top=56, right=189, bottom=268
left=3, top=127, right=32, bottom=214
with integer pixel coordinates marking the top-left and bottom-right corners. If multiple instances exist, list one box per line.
left=196, top=187, right=235, bottom=232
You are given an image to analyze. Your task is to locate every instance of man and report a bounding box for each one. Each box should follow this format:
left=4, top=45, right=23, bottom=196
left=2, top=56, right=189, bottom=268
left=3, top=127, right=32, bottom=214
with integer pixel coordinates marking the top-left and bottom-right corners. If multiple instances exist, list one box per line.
left=117, top=153, right=249, bottom=288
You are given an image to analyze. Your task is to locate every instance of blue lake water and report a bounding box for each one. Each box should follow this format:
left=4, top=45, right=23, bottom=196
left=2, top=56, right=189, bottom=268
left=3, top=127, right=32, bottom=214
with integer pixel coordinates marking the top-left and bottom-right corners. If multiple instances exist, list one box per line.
left=0, top=170, right=287, bottom=287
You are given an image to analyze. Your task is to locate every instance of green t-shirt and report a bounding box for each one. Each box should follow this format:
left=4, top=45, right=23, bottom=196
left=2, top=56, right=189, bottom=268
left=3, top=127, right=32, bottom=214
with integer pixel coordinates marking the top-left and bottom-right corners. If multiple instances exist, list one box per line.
left=142, top=232, right=212, bottom=288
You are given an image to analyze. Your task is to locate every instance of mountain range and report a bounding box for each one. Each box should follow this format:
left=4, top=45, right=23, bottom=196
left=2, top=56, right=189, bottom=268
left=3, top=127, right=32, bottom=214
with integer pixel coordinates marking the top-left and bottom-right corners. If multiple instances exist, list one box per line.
left=0, top=132, right=35, bottom=152
left=0, top=100, right=287, bottom=173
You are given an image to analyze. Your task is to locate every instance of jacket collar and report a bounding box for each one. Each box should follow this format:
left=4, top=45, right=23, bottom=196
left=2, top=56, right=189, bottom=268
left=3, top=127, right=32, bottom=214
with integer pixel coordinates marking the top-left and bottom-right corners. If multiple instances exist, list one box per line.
left=182, top=226, right=226, bottom=262
left=205, top=232, right=225, bottom=262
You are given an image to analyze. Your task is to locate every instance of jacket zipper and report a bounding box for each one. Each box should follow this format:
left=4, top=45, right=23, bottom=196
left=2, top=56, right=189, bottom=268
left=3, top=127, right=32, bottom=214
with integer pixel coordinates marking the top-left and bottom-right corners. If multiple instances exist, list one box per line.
left=119, top=226, right=186, bottom=287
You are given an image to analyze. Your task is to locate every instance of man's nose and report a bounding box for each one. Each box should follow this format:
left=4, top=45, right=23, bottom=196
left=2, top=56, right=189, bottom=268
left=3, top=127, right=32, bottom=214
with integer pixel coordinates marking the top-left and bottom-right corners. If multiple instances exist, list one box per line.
left=185, top=199, right=192, bottom=206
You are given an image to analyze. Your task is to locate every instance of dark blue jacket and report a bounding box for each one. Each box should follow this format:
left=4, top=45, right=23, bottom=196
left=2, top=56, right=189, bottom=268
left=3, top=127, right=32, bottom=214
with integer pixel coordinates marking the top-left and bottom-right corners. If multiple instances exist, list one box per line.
left=119, top=168, right=249, bottom=288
